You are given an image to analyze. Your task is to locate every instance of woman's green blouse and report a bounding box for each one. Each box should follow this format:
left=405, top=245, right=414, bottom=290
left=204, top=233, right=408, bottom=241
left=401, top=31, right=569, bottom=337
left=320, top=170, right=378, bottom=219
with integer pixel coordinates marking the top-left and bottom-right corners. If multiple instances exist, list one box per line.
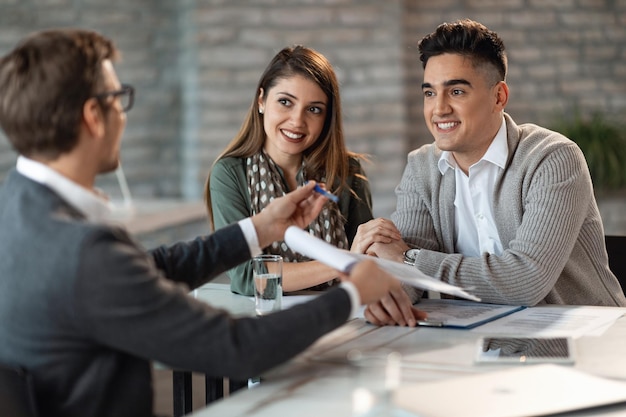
left=210, top=156, right=374, bottom=295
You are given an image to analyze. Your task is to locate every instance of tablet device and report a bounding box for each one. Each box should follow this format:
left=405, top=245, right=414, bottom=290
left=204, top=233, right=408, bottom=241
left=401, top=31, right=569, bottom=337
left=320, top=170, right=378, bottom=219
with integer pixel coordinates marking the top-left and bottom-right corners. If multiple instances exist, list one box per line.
left=474, top=336, right=575, bottom=364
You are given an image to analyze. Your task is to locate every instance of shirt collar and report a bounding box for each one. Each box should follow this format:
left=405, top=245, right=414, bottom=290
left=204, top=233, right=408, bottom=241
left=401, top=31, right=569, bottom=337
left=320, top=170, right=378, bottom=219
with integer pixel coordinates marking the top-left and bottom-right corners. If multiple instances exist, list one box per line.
left=16, top=156, right=113, bottom=223
left=438, top=116, right=508, bottom=174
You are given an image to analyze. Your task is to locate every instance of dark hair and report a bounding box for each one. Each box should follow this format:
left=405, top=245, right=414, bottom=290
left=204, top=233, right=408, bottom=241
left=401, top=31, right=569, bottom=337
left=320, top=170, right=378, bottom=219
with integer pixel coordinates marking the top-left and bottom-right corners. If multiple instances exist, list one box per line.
left=0, top=28, right=118, bottom=159
left=418, top=19, right=507, bottom=83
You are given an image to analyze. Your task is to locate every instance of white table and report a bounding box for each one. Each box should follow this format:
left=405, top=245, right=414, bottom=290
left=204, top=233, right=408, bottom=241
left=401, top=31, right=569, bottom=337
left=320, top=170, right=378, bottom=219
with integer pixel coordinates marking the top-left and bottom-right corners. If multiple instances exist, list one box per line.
left=189, top=284, right=626, bottom=417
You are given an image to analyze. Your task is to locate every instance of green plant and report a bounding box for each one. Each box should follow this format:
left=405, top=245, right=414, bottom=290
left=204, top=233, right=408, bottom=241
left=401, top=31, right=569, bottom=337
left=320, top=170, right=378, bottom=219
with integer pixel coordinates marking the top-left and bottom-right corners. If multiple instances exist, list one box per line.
left=552, top=112, right=626, bottom=192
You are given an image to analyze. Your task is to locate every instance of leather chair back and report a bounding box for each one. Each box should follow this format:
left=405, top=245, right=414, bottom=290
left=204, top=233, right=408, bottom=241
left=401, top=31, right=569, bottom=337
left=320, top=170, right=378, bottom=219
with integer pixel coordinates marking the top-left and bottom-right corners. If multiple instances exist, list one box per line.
left=605, top=235, right=626, bottom=296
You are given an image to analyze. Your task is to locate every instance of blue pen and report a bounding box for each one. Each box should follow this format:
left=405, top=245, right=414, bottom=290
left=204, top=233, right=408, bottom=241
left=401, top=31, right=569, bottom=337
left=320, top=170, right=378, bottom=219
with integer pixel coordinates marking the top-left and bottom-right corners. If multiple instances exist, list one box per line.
left=311, top=183, right=339, bottom=203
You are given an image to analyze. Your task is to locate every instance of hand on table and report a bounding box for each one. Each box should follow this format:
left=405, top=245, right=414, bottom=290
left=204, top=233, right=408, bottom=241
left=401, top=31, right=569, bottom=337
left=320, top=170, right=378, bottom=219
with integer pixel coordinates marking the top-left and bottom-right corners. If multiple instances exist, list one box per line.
left=340, top=259, right=427, bottom=327
left=364, top=285, right=427, bottom=327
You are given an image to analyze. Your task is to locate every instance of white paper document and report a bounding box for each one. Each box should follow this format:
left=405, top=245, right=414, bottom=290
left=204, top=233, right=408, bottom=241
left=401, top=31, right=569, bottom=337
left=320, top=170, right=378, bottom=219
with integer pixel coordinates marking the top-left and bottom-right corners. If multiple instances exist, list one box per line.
left=394, top=364, right=626, bottom=417
left=471, top=306, right=626, bottom=338
left=284, top=226, right=479, bottom=301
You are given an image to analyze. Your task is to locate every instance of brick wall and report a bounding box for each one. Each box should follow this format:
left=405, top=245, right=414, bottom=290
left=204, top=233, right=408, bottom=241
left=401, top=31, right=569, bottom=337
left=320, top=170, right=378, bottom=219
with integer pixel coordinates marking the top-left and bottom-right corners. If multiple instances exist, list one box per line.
left=0, top=0, right=183, bottom=201
left=0, top=0, right=624, bottom=220
left=402, top=0, right=626, bottom=153
left=180, top=0, right=408, bottom=217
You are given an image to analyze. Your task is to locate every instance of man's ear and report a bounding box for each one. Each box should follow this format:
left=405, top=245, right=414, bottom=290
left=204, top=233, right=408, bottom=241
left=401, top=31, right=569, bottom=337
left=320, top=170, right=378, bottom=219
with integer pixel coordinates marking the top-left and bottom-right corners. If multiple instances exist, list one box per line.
left=82, top=98, right=105, bottom=139
left=494, top=81, right=509, bottom=111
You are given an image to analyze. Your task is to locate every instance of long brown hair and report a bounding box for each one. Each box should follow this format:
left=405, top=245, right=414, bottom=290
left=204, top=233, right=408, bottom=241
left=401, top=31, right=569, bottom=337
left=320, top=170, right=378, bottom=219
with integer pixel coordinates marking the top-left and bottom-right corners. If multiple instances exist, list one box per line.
left=205, top=45, right=365, bottom=230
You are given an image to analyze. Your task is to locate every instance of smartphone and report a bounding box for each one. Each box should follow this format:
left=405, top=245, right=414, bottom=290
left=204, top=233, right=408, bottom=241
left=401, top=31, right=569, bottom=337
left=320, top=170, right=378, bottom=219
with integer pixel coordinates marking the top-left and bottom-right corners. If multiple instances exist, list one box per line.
left=474, top=336, right=575, bottom=364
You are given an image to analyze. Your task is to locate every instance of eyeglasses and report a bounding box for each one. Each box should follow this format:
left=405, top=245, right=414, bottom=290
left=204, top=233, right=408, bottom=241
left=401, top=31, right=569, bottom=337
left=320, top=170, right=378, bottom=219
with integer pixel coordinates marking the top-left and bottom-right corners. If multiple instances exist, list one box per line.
left=93, top=84, right=135, bottom=113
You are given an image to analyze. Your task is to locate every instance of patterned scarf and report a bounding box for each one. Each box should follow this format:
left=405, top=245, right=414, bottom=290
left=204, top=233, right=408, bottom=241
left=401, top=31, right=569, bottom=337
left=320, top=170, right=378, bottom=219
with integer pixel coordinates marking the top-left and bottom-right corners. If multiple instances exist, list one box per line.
left=246, top=150, right=348, bottom=290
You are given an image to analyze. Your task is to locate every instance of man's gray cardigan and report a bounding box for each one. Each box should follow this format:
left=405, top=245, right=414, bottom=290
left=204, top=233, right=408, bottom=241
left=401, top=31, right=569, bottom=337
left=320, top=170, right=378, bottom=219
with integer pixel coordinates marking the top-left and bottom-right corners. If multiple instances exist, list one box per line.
left=393, top=113, right=626, bottom=307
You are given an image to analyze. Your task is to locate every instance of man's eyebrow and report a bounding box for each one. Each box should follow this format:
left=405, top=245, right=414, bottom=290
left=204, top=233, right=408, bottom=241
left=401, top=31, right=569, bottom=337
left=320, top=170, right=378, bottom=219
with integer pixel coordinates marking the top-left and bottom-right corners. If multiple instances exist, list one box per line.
left=421, top=79, right=472, bottom=89
left=445, top=79, right=472, bottom=87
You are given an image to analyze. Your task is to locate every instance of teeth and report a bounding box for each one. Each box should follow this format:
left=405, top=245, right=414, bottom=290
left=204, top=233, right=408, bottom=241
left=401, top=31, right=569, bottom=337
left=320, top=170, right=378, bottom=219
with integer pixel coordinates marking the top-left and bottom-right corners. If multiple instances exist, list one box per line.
left=437, top=122, right=457, bottom=130
left=282, top=130, right=303, bottom=139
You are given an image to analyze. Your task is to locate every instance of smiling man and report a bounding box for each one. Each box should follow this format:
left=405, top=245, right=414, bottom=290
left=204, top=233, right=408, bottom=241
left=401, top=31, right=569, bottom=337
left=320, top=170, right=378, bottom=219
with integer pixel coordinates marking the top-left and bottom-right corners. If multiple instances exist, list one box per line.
left=352, top=19, right=626, bottom=326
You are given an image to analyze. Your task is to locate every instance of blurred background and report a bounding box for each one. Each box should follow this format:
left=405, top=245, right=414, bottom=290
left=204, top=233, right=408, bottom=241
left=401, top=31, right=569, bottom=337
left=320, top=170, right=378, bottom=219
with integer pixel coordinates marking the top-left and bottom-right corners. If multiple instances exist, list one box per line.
left=1, top=0, right=625, bottom=241
left=1, top=1, right=625, bottom=414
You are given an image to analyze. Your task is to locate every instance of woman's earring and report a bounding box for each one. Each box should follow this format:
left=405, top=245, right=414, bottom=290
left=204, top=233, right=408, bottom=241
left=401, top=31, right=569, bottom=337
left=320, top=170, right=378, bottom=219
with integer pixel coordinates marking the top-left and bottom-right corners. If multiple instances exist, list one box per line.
left=259, top=109, right=264, bottom=114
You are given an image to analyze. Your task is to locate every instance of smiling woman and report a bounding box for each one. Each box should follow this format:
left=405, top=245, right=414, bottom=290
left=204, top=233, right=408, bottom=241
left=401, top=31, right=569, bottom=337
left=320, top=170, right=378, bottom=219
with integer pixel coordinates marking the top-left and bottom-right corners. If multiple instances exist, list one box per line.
left=256, top=74, right=327, bottom=191
left=205, top=45, right=374, bottom=296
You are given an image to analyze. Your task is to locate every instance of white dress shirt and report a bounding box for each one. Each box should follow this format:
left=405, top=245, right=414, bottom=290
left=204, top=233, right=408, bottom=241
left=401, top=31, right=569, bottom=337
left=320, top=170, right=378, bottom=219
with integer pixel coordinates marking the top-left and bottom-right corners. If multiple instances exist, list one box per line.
left=17, top=156, right=113, bottom=223
left=438, top=117, right=508, bottom=257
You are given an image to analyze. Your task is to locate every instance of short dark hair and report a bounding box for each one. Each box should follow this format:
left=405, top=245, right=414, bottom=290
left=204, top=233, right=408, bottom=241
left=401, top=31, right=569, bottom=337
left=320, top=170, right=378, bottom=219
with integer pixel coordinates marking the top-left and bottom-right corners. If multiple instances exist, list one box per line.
left=418, top=19, right=507, bottom=83
left=0, top=29, right=118, bottom=159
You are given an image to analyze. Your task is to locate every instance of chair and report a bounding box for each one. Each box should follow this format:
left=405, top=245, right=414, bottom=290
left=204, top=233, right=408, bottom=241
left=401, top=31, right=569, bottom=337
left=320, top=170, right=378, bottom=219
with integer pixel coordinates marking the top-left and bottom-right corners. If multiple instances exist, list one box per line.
left=604, top=235, right=626, bottom=296
left=0, top=363, right=38, bottom=417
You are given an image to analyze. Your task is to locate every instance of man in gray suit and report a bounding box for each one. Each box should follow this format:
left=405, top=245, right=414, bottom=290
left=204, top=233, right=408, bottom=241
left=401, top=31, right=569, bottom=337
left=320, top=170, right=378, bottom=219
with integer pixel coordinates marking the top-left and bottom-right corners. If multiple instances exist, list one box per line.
left=0, top=29, right=416, bottom=417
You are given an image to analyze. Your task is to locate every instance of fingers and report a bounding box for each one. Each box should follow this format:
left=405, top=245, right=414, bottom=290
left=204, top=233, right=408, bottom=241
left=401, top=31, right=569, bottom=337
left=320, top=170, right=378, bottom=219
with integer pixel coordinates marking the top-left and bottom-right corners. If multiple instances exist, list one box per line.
left=362, top=282, right=426, bottom=327
left=363, top=294, right=403, bottom=327
left=364, top=302, right=392, bottom=326
left=351, top=218, right=401, bottom=254
left=364, top=304, right=428, bottom=327
left=346, top=254, right=427, bottom=328
left=366, top=240, right=409, bottom=263
left=380, top=284, right=417, bottom=326
left=298, top=181, right=329, bottom=224
left=299, top=192, right=328, bottom=225
left=357, top=218, right=402, bottom=241
left=290, top=180, right=317, bottom=198
left=290, top=181, right=327, bottom=212
left=253, top=181, right=326, bottom=247
left=413, top=307, right=428, bottom=321
left=283, top=180, right=327, bottom=227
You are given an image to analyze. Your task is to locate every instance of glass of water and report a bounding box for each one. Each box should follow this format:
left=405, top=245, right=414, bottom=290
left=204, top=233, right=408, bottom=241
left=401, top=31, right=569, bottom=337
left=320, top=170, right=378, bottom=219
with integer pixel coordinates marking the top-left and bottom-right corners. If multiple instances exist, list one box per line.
left=252, top=254, right=283, bottom=316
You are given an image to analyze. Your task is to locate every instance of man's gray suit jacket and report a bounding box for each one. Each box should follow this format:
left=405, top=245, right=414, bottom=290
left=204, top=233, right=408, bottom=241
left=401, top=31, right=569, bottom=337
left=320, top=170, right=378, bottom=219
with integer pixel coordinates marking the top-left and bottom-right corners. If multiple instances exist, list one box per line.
left=0, top=170, right=351, bottom=417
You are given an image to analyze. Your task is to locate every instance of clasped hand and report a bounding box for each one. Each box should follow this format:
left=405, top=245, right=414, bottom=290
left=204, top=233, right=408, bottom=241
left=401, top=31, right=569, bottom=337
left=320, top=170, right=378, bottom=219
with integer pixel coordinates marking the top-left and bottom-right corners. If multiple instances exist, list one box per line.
left=350, top=218, right=426, bottom=326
